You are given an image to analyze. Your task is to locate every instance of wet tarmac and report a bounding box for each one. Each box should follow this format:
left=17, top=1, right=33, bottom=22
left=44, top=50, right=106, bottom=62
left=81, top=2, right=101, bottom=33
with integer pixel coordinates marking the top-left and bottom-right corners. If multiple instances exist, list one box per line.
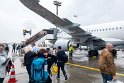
left=4, top=49, right=124, bottom=83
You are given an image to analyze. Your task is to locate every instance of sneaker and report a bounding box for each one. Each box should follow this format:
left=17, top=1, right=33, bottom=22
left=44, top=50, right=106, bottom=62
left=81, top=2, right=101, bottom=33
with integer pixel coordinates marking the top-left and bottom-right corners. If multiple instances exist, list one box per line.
left=56, top=76, right=60, bottom=79
left=65, top=75, right=68, bottom=80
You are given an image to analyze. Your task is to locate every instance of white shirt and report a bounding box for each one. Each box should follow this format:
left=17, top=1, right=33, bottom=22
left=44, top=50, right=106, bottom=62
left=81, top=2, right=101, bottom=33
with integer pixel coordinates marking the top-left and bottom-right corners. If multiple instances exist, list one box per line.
left=52, top=49, right=57, bottom=56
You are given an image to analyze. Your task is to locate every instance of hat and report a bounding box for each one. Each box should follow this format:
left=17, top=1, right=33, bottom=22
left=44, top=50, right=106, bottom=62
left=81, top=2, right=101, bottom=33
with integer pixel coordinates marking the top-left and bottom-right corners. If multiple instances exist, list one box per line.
left=32, top=47, right=40, bottom=53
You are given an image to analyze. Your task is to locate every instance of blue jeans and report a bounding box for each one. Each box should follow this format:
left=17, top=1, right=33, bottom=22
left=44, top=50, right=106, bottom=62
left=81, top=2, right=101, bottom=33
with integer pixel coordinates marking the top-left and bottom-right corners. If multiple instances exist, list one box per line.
left=101, top=73, right=113, bottom=83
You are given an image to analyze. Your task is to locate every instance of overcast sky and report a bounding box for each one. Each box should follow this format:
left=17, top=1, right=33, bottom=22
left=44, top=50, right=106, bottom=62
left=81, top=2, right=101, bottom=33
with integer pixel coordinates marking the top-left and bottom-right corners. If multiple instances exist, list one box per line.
left=1, top=0, right=124, bottom=43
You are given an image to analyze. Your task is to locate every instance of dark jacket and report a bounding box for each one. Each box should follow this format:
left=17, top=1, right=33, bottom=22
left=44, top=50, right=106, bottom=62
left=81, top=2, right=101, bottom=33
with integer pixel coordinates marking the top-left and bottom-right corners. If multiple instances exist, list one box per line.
left=47, top=54, right=57, bottom=64
left=23, top=51, right=34, bottom=66
left=57, top=50, right=65, bottom=62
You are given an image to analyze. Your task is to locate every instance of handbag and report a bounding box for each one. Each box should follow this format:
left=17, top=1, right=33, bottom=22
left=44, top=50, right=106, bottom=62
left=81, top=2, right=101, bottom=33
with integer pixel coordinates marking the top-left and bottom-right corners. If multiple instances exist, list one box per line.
left=52, top=65, right=58, bottom=74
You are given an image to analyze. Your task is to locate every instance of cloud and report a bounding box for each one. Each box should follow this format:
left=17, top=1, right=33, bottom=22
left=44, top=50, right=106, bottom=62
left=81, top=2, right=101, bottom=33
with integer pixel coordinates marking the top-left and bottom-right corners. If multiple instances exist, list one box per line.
left=1, top=0, right=124, bottom=43
left=57, top=0, right=124, bottom=25
left=0, top=0, right=54, bottom=43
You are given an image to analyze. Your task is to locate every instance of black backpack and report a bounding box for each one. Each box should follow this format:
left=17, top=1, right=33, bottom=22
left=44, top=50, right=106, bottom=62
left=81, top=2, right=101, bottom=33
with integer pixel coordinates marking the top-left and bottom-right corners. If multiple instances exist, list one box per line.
left=62, top=54, right=68, bottom=63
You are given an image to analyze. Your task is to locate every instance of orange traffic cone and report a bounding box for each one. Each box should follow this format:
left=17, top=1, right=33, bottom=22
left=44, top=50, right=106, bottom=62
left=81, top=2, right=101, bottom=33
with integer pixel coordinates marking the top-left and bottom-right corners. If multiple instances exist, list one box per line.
left=8, top=64, right=17, bottom=83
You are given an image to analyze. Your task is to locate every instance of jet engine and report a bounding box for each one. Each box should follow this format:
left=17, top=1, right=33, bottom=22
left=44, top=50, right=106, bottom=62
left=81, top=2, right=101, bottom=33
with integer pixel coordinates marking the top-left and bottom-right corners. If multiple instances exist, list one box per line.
left=54, top=39, right=79, bottom=51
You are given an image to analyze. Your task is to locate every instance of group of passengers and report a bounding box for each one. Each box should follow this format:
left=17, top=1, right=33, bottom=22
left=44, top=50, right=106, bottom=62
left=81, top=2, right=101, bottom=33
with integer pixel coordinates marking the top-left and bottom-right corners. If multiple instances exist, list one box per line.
left=12, top=43, right=23, bottom=55
left=23, top=45, right=68, bottom=83
left=0, top=42, right=118, bottom=83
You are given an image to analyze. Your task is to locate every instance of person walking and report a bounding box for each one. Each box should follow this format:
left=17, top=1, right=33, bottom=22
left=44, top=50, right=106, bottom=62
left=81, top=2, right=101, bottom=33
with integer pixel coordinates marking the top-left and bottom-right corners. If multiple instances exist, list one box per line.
left=46, top=48, right=57, bottom=76
left=23, top=47, right=34, bottom=83
left=31, top=47, right=50, bottom=83
left=12, top=43, right=16, bottom=53
left=99, top=43, right=116, bottom=83
left=4, top=44, right=9, bottom=55
left=16, top=44, right=21, bottom=54
left=68, top=44, right=74, bottom=59
left=0, top=43, right=8, bottom=83
left=56, top=46, right=68, bottom=80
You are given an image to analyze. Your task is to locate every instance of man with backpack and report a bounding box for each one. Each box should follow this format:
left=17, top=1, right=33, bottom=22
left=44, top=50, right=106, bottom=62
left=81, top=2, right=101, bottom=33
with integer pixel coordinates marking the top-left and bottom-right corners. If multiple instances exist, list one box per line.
left=31, top=47, right=51, bottom=83
left=56, top=46, right=68, bottom=80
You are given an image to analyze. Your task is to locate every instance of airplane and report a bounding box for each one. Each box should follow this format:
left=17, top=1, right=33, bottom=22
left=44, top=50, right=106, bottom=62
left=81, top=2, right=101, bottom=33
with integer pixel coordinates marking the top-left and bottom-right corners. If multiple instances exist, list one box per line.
left=19, top=0, right=124, bottom=56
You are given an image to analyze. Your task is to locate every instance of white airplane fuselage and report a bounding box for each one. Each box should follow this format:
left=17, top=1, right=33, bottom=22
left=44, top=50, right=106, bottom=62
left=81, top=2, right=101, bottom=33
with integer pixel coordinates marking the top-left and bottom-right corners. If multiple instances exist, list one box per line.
left=82, top=21, right=124, bottom=41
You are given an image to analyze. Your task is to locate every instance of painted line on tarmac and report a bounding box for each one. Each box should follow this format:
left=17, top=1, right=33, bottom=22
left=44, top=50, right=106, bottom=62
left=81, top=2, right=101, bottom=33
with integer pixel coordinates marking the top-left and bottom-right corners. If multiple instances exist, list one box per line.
left=66, top=63, right=124, bottom=77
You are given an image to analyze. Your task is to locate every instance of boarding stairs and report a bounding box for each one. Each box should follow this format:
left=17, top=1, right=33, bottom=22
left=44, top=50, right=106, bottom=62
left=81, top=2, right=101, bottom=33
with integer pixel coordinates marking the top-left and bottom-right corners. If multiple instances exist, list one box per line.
left=23, top=28, right=57, bottom=47
left=23, top=30, right=47, bottom=47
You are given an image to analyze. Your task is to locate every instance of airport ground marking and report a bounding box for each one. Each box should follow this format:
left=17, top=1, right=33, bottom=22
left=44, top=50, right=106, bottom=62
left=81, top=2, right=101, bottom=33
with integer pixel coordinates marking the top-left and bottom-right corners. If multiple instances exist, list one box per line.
left=66, top=62, right=124, bottom=77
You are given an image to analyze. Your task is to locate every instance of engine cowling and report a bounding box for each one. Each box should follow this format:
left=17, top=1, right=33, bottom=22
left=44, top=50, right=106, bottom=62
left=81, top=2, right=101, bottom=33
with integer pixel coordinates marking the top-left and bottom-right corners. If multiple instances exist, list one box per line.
left=54, top=39, right=70, bottom=51
left=54, top=39, right=79, bottom=51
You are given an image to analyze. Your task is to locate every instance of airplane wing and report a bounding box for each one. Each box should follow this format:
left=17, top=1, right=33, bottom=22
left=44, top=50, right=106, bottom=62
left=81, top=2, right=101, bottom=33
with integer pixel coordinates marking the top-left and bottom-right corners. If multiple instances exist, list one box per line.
left=20, top=0, right=67, bottom=27
left=20, top=0, right=106, bottom=48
